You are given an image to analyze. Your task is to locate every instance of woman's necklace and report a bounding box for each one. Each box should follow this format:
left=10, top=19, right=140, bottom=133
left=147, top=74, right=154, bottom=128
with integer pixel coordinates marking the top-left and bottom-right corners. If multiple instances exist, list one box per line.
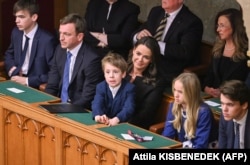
left=224, top=46, right=235, bottom=51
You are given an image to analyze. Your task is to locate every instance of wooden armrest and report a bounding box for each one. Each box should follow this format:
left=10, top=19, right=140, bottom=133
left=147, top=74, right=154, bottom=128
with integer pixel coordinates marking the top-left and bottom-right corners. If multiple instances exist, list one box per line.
left=39, top=83, right=47, bottom=92
left=149, top=122, right=165, bottom=135
left=0, top=61, right=7, bottom=79
left=183, top=64, right=209, bottom=76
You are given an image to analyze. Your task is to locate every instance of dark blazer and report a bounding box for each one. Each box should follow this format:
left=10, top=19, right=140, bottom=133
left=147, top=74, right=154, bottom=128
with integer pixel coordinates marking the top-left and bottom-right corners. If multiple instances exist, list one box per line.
left=126, top=76, right=165, bottom=129
left=218, top=110, right=250, bottom=149
left=45, top=43, right=104, bottom=109
left=203, top=56, right=249, bottom=89
left=91, top=79, right=135, bottom=122
left=4, top=27, right=58, bottom=88
left=134, top=5, right=203, bottom=84
left=84, top=0, right=140, bottom=58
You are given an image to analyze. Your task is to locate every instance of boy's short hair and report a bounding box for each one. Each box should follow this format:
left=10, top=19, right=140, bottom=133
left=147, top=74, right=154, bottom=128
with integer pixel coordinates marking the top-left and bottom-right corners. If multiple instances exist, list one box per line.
left=13, top=0, right=39, bottom=16
left=220, top=80, right=250, bottom=105
left=102, top=52, right=127, bottom=73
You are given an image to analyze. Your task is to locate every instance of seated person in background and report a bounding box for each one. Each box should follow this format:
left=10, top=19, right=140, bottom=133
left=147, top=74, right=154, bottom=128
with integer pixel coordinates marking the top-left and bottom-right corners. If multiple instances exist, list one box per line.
left=84, top=0, right=140, bottom=59
left=45, top=13, right=103, bottom=110
left=133, top=0, right=203, bottom=87
left=219, top=80, right=250, bottom=149
left=92, top=52, right=135, bottom=126
left=4, top=0, right=58, bottom=89
left=203, top=8, right=249, bottom=98
left=126, top=36, right=165, bottom=130
left=162, top=72, right=218, bottom=149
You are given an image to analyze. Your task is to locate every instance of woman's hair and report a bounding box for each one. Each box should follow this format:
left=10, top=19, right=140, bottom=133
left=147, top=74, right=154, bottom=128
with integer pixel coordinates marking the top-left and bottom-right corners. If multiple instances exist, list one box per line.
left=102, top=52, right=128, bottom=73
left=127, top=36, right=161, bottom=86
left=213, top=8, right=248, bottom=62
left=13, top=0, right=39, bottom=16
left=170, top=72, right=203, bottom=140
left=60, top=13, right=86, bottom=34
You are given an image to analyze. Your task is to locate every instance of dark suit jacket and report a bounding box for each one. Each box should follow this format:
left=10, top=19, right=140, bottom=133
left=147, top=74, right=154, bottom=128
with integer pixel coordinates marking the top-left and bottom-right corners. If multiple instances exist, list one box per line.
left=4, top=27, right=58, bottom=88
left=84, top=0, right=140, bottom=58
left=126, top=75, right=165, bottom=129
left=134, top=5, right=203, bottom=84
left=203, top=56, right=249, bottom=89
left=91, top=79, right=135, bottom=122
left=219, top=110, right=250, bottom=148
left=45, top=43, right=104, bottom=109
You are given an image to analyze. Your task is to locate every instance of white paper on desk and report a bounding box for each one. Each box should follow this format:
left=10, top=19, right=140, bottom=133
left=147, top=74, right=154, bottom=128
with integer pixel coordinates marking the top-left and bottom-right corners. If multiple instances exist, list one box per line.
left=205, top=100, right=220, bottom=107
left=121, top=133, right=135, bottom=140
left=7, top=88, right=24, bottom=93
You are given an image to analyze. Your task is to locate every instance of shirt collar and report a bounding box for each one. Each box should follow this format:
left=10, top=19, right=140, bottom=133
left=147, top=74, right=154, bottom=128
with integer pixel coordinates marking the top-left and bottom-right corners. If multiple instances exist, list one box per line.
left=67, top=41, right=83, bottom=58
left=24, top=23, right=38, bottom=39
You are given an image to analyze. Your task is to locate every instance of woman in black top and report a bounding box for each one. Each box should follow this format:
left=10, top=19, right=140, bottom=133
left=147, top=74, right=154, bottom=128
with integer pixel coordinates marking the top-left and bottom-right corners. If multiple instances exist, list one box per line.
left=126, top=36, right=165, bottom=129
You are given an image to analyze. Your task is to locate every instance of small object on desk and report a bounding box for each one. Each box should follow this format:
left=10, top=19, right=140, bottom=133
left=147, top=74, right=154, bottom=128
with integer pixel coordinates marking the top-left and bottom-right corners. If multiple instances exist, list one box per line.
left=121, top=130, right=153, bottom=142
left=39, top=104, right=88, bottom=113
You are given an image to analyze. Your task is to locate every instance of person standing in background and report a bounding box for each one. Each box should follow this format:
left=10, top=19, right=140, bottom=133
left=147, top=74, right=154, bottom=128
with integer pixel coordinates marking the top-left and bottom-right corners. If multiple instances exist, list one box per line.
left=45, top=13, right=103, bottom=110
left=4, top=0, right=58, bottom=89
left=133, top=0, right=203, bottom=87
left=203, top=8, right=249, bottom=98
left=84, top=0, right=140, bottom=59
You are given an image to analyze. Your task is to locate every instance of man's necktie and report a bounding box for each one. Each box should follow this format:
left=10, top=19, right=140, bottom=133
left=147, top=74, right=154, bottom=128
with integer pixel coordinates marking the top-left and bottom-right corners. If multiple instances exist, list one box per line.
left=154, top=13, right=169, bottom=41
left=12, top=35, right=29, bottom=76
left=234, top=122, right=240, bottom=149
left=61, top=51, right=72, bottom=102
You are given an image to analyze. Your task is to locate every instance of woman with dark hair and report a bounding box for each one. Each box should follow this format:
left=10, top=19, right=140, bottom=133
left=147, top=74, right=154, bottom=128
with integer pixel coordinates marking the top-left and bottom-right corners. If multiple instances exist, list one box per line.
left=126, top=36, right=165, bottom=129
left=203, top=8, right=249, bottom=98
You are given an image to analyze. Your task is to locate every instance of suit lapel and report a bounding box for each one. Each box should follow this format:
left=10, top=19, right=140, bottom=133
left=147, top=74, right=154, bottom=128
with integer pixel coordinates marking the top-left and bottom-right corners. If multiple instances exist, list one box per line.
left=70, top=43, right=85, bottom=83
left=245, top=110, right=250, bottom=148
left=27, top=28, right=41, bottom=71
left=164, top=7, right=184, bottom=41
left=16, top=32, right=24, bottom=63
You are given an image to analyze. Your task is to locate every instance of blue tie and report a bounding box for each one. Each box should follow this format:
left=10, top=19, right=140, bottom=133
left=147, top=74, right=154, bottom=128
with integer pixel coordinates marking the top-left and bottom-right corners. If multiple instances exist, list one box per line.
left=61, top=51, right=72, bottom=102
left=12, top=35, right=29, bottom=76
left=234, top=122, right=240, bottom=149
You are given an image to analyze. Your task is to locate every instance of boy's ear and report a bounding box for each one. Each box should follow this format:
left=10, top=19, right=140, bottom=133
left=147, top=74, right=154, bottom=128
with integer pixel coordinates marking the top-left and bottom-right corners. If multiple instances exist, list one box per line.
left=122, top=72, right=126, bottom=78
left=31, top=13, right=38, bottom=22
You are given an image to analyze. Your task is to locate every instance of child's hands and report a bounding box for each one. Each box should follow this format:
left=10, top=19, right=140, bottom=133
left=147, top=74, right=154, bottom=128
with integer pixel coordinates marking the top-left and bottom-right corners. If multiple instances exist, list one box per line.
left=108, top=117, right=120, bottom=126
left=95, top=115, right=109, bottom=124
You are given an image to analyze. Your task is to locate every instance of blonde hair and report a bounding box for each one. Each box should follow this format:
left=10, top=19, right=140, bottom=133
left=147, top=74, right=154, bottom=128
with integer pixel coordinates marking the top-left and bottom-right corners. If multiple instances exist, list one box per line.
left=170, top=72, right=203, bottom=139
left=102, top=52, right=127, bottom=73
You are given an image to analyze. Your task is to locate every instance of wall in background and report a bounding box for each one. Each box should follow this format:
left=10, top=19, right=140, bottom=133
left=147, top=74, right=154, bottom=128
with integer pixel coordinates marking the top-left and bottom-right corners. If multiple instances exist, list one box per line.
left=69, top=0, right=240, bottom=43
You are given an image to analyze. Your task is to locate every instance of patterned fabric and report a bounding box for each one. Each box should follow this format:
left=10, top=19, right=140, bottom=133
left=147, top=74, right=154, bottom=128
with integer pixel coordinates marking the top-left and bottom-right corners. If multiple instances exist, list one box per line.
left=154, top=13, right=169, bottom=41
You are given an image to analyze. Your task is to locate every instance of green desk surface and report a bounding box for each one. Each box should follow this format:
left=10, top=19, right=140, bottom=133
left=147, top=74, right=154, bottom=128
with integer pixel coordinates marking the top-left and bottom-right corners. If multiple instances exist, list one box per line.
left=205, top=97, right=221, bottom=114
left=0, top=81, right=59, bottom=103
left=57, top=112, right=97, bottom=125
left=98, top=123, right=181, bottom=149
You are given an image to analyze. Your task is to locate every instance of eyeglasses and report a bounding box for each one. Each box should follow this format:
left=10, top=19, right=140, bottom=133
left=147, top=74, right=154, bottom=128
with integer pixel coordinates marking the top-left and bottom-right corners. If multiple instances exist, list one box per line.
left=216, top=24, right=231, bottom=29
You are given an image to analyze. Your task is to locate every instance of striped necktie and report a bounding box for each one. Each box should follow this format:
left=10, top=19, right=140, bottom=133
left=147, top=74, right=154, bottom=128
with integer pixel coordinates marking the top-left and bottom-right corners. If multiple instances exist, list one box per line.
left=154, top=13, right=169, bottom=41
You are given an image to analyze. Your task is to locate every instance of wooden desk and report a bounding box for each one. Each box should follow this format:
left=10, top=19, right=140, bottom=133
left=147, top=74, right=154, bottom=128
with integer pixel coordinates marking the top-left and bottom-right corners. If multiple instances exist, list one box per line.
left=0, top=76, right=6, bottom=81
left=0, top=96, right=182, bottom=165
left=204, top=97, right=221, bottom=120
left=0, top=80, right=60, bottom=104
